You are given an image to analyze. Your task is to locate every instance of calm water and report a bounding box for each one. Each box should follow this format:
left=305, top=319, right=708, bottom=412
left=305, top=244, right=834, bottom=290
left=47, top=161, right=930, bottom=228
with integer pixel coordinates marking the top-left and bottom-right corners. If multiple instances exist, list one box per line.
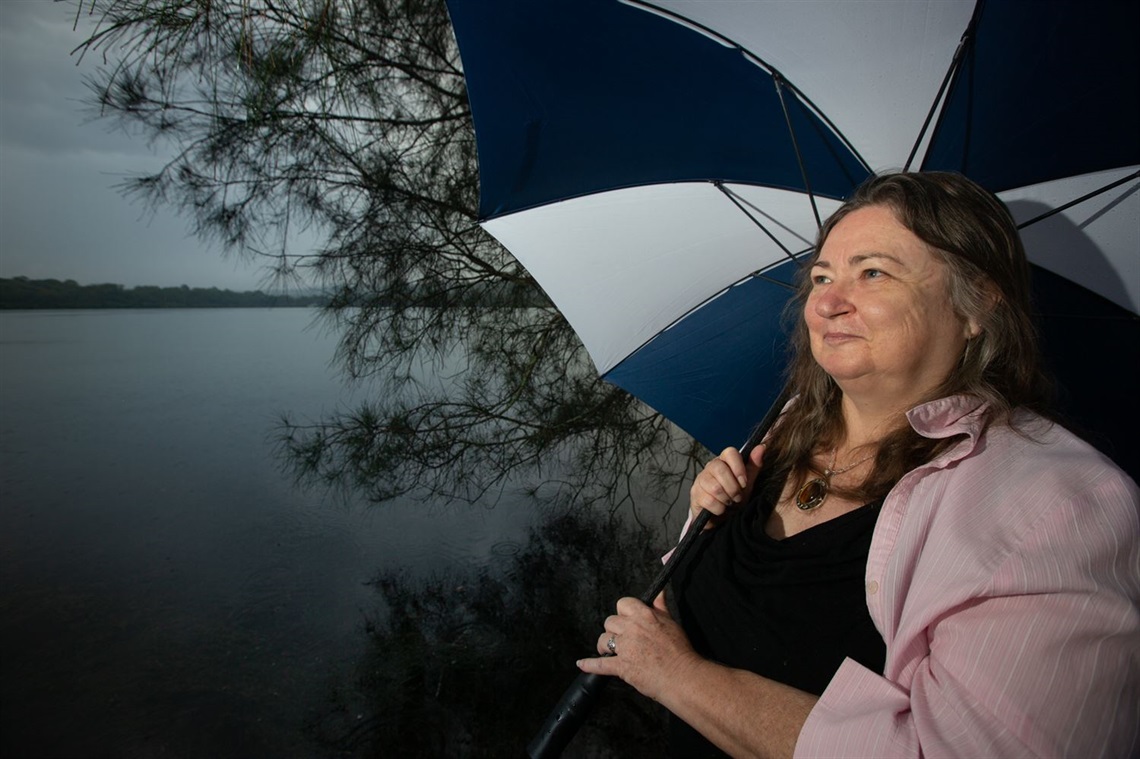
left=0, top=309, right=538, bottom=757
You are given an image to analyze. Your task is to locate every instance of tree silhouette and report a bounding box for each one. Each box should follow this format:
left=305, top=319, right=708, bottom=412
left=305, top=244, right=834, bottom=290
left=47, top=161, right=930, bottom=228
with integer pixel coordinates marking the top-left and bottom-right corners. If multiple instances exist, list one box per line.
left=76, top=0, right=704, bottom=516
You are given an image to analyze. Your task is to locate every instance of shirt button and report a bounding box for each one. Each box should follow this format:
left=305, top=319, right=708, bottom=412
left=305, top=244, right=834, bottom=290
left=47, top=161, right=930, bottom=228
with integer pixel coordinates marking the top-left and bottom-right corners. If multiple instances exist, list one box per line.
left=866, top=580, right=879, bottom=595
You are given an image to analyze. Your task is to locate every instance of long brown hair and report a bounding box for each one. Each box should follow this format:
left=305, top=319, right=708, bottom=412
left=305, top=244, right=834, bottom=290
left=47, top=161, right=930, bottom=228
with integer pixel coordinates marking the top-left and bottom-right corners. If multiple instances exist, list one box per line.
left=761, top=171, right=1055, bottom=503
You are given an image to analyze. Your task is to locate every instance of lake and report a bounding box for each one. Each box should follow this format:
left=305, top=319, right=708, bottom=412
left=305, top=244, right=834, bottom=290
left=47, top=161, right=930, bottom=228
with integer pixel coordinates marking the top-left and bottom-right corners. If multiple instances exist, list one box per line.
left=0, top=309, right=662, bottom=757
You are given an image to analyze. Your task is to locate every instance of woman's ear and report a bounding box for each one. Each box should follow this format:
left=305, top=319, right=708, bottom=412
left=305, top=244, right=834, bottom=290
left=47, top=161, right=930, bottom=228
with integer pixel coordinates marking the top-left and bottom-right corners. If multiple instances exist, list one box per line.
left=965, top=285, right=1001, bottom=339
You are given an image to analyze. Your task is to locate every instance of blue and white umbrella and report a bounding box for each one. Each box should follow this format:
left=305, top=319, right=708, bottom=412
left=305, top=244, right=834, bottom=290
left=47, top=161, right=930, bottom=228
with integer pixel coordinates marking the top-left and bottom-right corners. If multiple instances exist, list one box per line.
left=446, top=0, right=1139, bottom=472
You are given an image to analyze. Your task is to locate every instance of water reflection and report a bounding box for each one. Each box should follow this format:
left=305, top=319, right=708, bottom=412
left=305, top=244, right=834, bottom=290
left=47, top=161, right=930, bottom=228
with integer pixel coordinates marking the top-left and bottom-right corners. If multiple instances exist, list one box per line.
left=310, top=507, right=671, bottom=757
left=0, top=310, right=678, bottom=756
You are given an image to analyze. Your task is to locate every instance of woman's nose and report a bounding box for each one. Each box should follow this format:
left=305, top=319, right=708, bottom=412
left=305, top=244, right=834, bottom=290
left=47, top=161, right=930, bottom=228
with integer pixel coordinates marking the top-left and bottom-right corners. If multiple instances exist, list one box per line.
left=812, top=282, right=852, bottom=318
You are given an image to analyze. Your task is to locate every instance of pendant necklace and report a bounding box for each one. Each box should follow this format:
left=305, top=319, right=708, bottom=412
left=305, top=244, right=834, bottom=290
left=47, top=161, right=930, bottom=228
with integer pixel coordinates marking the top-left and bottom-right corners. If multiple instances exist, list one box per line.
left=795, top=448, right=876, bottom=511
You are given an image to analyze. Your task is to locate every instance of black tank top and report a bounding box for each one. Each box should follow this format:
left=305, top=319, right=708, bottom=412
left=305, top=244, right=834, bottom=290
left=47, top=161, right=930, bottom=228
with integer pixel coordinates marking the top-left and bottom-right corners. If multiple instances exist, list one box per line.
left=668, top=478, right=887, bottom=757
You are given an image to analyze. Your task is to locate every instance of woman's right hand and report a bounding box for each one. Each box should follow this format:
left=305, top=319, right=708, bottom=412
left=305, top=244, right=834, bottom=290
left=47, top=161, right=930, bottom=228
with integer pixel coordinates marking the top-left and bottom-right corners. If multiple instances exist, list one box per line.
left=689, top=444, right=766, bottom=524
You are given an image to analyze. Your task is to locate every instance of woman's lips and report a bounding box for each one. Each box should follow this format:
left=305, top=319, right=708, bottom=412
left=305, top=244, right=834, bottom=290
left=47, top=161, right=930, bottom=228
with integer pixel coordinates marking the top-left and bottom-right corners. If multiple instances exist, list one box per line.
left=822, top=331, right=862, bottom=343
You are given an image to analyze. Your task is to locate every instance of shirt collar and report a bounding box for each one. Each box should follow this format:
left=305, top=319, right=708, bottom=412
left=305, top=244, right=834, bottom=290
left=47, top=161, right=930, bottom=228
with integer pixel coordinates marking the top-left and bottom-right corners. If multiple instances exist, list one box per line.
left=906, top=395, right=989, bottom=441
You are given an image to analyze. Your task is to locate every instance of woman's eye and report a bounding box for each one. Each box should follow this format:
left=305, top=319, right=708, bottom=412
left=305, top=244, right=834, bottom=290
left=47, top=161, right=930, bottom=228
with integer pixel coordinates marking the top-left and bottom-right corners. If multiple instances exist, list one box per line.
left=863, top=268, right=884, bottom=279
left=812, top=274, right=830, bottom=285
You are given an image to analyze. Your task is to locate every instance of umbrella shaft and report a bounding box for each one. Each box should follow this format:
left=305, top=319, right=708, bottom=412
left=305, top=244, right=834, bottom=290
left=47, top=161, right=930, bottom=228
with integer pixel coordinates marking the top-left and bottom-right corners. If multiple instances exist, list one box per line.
left=527, top=388, right=789, bottom=757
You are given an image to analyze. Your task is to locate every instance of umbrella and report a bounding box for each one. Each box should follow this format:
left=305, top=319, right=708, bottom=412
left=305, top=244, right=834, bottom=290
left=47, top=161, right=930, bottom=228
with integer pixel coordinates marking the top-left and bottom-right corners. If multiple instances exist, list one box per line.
left=444, top=0, right=1140, bottom=476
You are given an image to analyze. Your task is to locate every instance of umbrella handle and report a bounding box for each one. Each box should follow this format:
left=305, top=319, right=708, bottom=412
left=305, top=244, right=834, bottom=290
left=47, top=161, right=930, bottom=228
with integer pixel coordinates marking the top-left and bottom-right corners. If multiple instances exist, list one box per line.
left=526, top=389, right=789, bottom=758
left=524, top=671, right=609, bottom=758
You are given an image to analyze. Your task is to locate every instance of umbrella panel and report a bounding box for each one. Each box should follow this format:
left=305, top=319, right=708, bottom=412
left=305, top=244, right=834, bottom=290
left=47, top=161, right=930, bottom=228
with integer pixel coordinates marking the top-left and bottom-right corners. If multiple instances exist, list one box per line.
left=605, top=262, right=800, bottom=451
left=482, top=183, right=840, bottom=377
left=1004, top=167, right=1140, bottom=316
left=1034, top=266, right=1140, bottom=481
left=923, top=0, right=1140, bottom=191
left=447, top=0, right=869, bottom=220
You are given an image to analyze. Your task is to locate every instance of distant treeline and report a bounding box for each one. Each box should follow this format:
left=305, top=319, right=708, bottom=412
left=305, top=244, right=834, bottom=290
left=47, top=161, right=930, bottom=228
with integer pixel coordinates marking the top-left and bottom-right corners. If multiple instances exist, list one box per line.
left=0, top=277, right=326, bottom=310
left=0, top=276, right=550, bottom=310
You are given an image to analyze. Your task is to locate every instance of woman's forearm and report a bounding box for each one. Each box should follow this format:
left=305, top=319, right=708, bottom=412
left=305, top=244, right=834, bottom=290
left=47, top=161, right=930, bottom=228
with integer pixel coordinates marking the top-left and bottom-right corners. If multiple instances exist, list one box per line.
left=657, top=655, right=818, bottom=759
left=577, top=596, right=818, bottom=757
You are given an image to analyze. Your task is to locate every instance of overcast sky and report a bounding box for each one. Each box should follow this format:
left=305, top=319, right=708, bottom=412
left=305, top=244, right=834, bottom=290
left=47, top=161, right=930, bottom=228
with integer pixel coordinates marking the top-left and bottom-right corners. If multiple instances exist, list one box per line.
left=0, top=0, right=300, bottom=291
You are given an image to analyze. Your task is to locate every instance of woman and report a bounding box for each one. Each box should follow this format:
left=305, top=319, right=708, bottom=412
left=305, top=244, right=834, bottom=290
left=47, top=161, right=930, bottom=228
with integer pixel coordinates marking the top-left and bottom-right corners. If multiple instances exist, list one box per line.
left=577, top=172, right=1139, bottom=757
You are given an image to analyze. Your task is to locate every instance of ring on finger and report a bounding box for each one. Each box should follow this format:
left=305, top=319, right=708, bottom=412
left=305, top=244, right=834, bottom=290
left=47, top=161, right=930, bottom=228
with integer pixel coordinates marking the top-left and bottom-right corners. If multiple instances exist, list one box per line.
left=606, top=635, right=617, bottom=655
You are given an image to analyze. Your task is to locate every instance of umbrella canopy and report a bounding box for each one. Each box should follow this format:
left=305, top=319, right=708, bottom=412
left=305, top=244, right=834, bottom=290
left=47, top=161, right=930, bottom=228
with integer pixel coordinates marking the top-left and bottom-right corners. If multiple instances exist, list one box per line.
left=446, top=0, right=1140, bottom=475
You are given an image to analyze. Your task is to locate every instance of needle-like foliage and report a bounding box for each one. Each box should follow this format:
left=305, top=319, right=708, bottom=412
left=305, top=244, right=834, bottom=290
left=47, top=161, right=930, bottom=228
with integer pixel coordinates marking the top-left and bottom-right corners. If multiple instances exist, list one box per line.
left=75, top=0, right=704, bottom=520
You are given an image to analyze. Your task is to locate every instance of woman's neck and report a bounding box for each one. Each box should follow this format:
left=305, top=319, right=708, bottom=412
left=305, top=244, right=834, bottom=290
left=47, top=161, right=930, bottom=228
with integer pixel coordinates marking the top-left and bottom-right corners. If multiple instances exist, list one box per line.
left=837, top=393, right=912, bottom=452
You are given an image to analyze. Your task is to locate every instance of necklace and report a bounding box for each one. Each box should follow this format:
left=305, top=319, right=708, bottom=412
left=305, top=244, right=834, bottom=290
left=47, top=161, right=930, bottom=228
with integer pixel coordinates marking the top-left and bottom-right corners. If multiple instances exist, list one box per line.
left=795, top=448, right=876, bottom=511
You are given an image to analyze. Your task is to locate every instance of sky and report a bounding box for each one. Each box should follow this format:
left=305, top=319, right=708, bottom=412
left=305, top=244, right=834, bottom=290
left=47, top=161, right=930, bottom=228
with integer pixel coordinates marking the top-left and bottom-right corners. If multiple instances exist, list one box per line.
left=0, top=0, right=302, bottom=292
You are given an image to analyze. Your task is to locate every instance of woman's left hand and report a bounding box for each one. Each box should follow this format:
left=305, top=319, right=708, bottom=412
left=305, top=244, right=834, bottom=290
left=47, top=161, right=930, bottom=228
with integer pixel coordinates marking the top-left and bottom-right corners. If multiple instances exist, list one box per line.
left=577, top=593, right=702, bottom=703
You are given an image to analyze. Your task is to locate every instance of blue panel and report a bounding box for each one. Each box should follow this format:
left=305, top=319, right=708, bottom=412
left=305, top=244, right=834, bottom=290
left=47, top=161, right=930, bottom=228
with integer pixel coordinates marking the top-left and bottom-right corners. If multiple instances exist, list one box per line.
left=1033, top=266, right=1140, bottom=483
left=604, top=262, right=801, bottom=452
left=924, top=0, right=1140, bottom=191
left=446, top=0, right=869, bottom=219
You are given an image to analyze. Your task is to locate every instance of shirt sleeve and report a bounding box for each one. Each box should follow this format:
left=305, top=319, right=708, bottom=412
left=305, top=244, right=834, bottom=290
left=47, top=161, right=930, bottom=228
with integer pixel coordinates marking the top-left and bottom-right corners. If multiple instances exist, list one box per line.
left=795, top=476, right=1140, bottom=758
left=661, top=511, right=694, bottom=564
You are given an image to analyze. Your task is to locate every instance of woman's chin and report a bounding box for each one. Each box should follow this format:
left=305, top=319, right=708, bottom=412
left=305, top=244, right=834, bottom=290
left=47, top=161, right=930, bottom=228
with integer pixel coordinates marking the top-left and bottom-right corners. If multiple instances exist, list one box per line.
left=818, top=361, right=875, bottom=388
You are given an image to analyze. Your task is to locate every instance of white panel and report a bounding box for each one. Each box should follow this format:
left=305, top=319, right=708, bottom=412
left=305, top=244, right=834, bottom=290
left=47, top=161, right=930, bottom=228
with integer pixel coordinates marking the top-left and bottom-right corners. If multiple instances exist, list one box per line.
left=638, top=0, right=976, bottom=171
left=1001, top=168, right=1140, bottom=315
left=483, top=183, right=823, bottom=373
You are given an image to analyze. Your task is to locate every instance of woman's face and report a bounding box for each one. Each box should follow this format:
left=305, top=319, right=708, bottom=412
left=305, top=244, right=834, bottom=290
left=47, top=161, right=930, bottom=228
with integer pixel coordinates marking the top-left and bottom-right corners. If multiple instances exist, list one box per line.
left=805, top=205, right=976, bottom=405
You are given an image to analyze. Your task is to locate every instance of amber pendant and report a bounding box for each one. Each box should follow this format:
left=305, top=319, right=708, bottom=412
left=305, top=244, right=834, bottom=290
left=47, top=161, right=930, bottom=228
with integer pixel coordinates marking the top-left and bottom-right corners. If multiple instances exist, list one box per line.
left=796, top=477, right=828, bottom=510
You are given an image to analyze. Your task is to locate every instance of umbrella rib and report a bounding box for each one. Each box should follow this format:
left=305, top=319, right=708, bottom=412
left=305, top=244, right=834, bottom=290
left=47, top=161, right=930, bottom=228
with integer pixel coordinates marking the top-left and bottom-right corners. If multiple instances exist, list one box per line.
left=905, top=2, right=980, bottom=171
left=764, top=74, right=873, bottom=178
left=772, top=71, right=822, bottom=230
left=753, top=273, right=800, bottom=292
left=715, top=182, right=801, bottom=263
left=1015, top=169, right=1140, bottom=230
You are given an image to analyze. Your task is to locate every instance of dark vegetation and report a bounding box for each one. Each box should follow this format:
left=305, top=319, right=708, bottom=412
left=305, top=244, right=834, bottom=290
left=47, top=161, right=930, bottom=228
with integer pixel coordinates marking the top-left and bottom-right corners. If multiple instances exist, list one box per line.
left=308, top=506, right=671, bottom=757
left=0, top=276, right=323, bottom=309
left=0, top=276, right=549, bottom=310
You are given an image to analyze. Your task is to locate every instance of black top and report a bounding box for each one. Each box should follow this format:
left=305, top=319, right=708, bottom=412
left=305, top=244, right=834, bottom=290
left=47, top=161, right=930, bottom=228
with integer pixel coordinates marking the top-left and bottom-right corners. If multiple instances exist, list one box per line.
left=668, top=478, right=887, bottom=757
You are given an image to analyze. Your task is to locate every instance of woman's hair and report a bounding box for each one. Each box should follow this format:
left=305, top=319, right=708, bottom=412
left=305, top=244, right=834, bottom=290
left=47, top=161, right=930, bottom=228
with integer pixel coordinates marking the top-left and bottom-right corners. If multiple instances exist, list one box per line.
left=762, top=171, right=1055, bottom=503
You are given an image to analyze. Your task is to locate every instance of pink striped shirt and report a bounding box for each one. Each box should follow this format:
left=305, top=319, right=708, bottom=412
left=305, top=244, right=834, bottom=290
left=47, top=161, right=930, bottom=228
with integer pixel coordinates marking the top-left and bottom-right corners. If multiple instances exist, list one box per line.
left=794, top=396, right=1140, bottom=757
